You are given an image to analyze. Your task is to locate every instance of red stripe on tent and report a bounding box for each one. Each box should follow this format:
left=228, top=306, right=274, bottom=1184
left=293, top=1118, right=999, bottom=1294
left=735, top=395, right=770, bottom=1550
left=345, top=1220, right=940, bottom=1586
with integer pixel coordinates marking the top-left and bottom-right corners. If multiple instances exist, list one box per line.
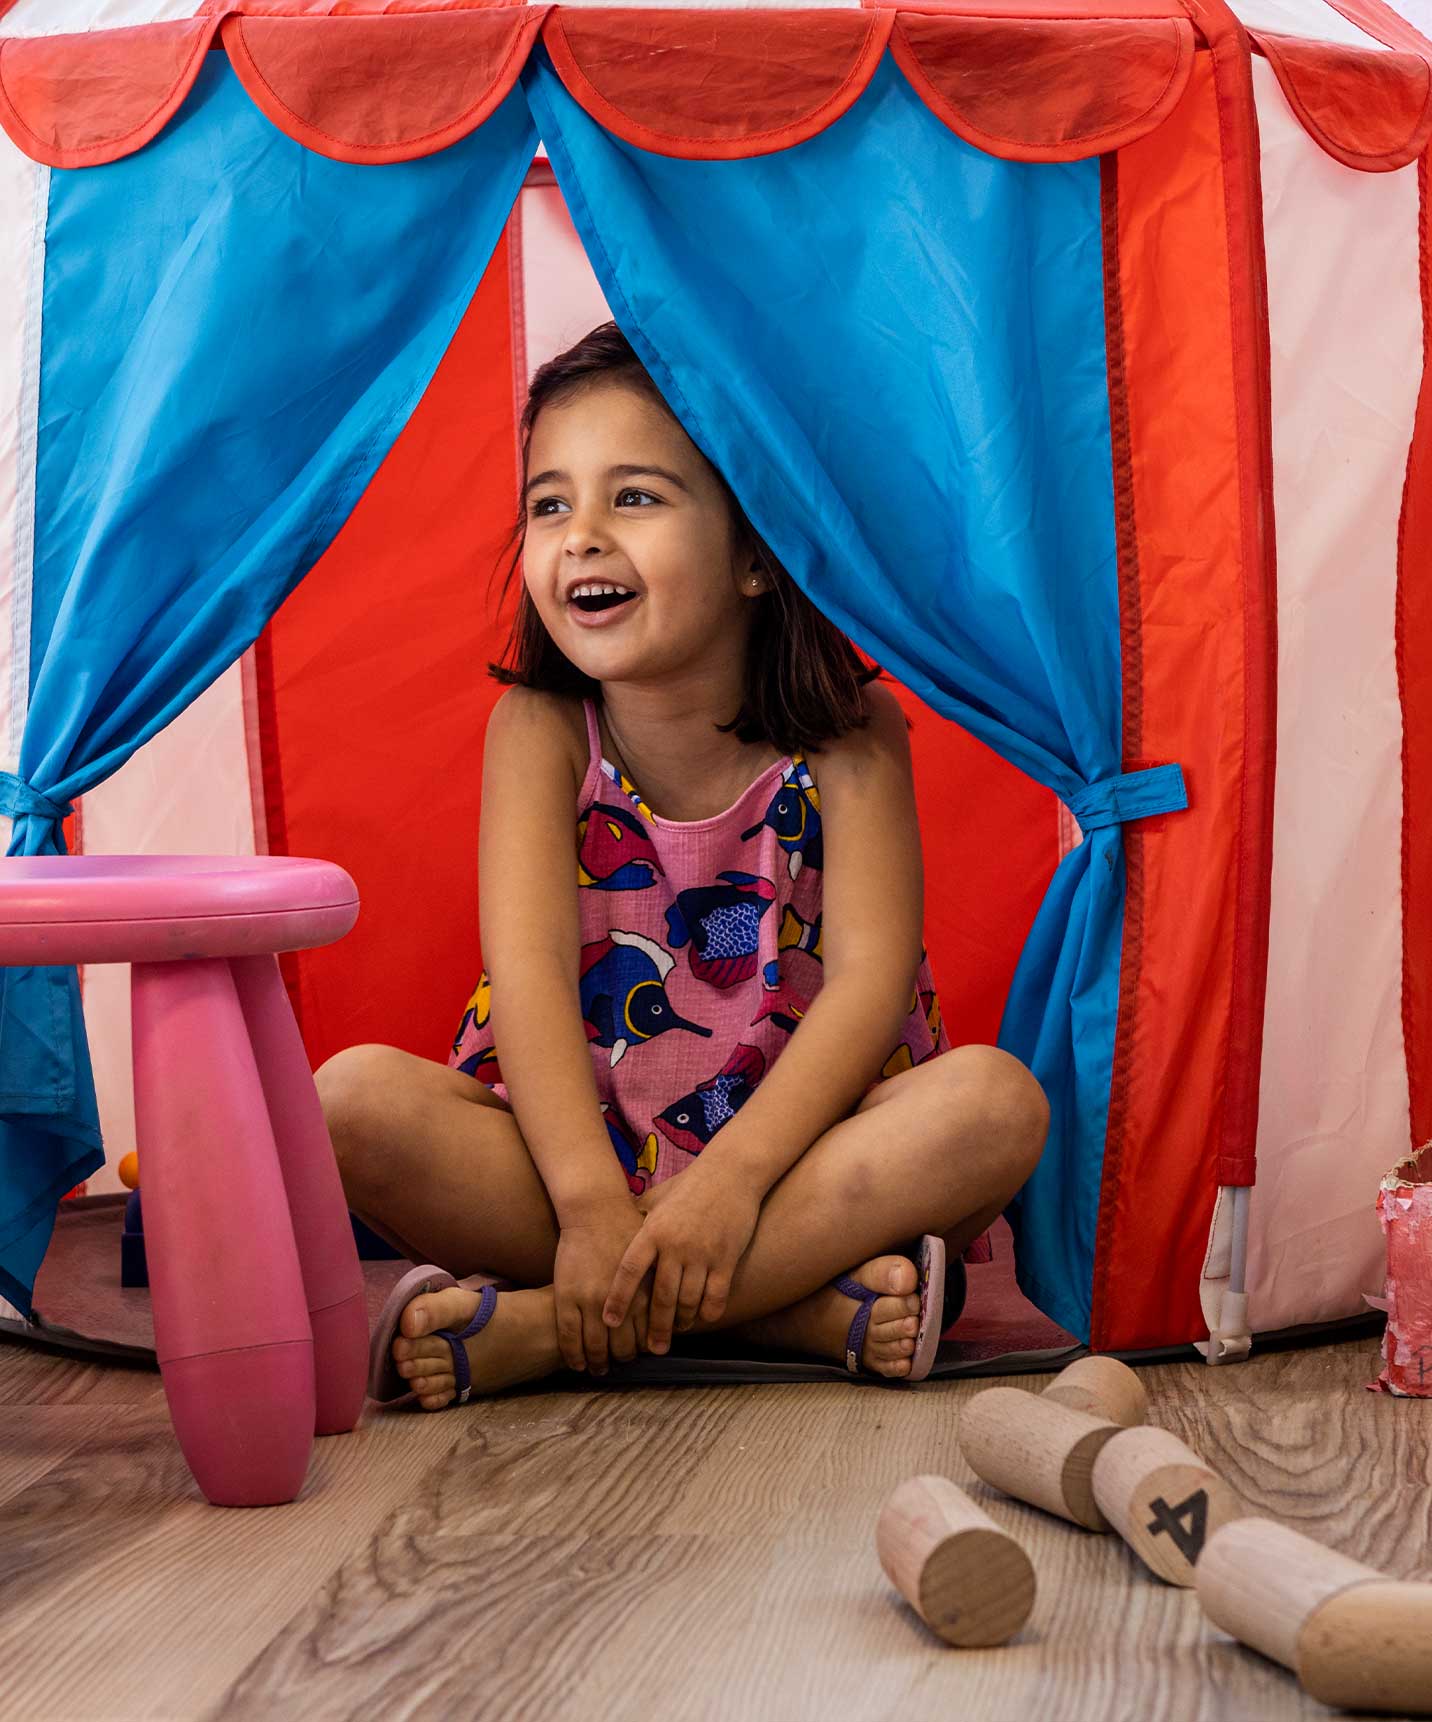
left=1182, top=0, right=1278, bottom=1195
left=253, top=233, right=520, bottom=1071
left=1091, top=49, right=1260, bottom=1352
left=1398, top=154, right=1432, bottom=1149
left=1250, top=31, right=1432, bottom=172
left=1093, top=153, right=1144, bottom=1356
left=0, top=17, right=219, bottom=170
left=220, top=8, right=545, bottom=164
left=891, top=14, right=1195, bottom=162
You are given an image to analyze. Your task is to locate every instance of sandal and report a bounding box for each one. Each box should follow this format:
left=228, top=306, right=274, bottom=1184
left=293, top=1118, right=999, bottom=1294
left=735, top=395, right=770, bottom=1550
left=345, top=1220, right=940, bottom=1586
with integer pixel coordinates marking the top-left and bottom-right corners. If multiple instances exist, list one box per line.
left=832, top=1233, right=946, bottom=1383
left=366, top=1264, right=500, bottom=1406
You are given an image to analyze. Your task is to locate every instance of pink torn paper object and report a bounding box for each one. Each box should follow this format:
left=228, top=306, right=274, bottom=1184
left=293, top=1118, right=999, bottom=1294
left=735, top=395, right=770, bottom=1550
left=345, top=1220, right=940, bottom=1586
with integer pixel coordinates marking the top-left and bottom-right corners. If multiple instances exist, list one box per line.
left=1370, top=1140, right=1432, bottom=1397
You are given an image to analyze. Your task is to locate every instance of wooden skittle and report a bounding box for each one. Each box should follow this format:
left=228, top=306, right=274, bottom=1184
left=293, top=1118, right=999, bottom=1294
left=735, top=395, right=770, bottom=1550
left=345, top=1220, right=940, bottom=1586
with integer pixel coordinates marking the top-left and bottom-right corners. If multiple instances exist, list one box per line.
left=876, top=1475, right=1036, bottom=1647
left=957, top=1384, right=1120, bottom=1531
left=1090, top=1425, right=1246, bottom=1585
left=1197, top=1517, right=1432, bottom=1715
left=1039, top=1355, right=1148, bottom=1427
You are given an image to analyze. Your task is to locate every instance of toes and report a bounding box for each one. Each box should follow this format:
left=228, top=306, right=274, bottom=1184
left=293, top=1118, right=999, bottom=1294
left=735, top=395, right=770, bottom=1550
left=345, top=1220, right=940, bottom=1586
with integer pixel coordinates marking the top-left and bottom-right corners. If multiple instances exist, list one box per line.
left=393, top=1335, right=451, bottom=1374
left=411, top=1370, right=455, bottom=1397
left=401, top=1285, right=475, bottom=1340
left=874, top=1256, right=917, bottom=1297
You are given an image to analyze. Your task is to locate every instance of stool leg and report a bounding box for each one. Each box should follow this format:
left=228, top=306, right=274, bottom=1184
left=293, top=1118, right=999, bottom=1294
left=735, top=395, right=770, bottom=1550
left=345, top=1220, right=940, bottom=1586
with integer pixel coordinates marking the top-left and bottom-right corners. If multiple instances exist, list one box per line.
left=132, top=959, right=315, bottom=1507
left=229, top=954, right=367, bottom=1437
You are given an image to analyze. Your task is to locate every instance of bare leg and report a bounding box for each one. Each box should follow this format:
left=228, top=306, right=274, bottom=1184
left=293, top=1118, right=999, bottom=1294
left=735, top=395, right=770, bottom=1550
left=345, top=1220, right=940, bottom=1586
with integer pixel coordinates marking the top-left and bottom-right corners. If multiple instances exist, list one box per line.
left=316, top=1044, right=561, bottom=1285
left=386, top=1045, right=1048, bottom=1407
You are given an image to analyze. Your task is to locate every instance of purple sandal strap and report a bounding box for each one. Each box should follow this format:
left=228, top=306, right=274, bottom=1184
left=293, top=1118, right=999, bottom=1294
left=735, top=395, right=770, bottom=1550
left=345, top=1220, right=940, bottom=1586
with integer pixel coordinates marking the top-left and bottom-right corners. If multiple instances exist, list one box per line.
left=436, top=1284, right=498, bottom=1405
left=830, top=1274, right=880, bottom=1375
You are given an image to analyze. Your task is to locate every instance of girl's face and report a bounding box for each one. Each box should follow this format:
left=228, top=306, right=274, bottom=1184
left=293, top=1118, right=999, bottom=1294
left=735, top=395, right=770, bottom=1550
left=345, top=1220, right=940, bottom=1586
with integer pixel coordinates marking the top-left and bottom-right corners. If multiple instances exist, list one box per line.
left=521, top=380, right=763, bottom=686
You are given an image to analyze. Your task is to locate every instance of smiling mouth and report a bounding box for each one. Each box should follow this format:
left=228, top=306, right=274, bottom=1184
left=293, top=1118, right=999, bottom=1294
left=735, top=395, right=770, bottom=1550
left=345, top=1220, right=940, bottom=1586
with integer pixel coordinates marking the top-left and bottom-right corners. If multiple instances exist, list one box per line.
left=571, top=588, right=636, bottom=616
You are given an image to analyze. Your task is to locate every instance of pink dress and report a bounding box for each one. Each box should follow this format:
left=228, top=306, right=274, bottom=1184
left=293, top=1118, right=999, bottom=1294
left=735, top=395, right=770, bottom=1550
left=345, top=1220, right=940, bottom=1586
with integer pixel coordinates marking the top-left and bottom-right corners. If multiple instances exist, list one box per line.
left=451, top=696, right=956, bottom=1200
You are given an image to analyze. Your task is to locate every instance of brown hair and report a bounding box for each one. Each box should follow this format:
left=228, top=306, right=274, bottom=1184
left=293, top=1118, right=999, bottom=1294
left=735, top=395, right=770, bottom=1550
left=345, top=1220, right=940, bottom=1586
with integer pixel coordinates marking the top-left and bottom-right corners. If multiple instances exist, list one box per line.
left=488, top=321, right=879, bottom=753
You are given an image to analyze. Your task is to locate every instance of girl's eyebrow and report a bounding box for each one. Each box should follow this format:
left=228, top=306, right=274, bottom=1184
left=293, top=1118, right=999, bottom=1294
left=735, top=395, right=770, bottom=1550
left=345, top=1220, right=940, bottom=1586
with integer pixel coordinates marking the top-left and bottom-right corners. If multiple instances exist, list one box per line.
left=524, top=463, right=690, bottom=497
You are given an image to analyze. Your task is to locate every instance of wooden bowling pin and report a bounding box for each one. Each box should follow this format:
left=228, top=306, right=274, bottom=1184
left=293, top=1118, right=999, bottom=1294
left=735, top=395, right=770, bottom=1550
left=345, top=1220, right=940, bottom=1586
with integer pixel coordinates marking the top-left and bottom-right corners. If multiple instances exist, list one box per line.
left=1197, top=1517, right=1432, bottom=1715
left=1040, top=1355, right=1148, bottom=1427
left=876, top=1475, right=1036, bottom=1647
left=958, top=1385, right=1120, bottom=1531
left=1090, top=1425, right=1245, bottom=1585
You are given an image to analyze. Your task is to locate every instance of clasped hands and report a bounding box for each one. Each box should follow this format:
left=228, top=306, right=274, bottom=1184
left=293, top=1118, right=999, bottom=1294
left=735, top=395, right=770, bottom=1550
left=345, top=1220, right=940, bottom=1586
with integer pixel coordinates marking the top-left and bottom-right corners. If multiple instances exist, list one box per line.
left=552, top=1157, right=762, bottom=1376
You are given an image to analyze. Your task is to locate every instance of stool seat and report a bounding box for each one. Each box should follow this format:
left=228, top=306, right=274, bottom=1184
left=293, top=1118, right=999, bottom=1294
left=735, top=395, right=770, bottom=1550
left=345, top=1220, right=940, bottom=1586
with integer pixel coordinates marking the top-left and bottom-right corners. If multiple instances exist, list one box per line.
left=0, top=854, right=358, bottom=965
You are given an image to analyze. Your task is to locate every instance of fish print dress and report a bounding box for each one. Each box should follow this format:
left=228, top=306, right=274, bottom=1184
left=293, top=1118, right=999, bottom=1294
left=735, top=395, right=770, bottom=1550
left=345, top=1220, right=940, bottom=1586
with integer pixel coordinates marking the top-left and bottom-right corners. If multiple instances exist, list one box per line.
left=450, top=697, right=973, bottom=1224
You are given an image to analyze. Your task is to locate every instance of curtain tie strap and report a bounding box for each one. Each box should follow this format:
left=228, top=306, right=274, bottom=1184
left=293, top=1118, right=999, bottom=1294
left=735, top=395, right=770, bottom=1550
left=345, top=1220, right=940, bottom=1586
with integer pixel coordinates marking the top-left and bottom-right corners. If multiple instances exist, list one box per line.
left=1066, top=764, right=1187, bottom=831
left=0, top=773, right=73, bottom=824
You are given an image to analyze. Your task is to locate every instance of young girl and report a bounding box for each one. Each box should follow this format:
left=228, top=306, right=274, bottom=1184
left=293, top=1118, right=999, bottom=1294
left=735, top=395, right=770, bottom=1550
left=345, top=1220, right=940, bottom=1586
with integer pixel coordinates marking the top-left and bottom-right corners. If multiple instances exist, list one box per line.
left=317, top=321, right=1049, bottom=1409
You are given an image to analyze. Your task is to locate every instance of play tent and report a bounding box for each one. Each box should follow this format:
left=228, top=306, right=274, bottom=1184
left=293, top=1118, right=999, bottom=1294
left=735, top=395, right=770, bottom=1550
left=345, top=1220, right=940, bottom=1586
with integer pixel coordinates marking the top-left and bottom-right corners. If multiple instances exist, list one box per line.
left=0, top=0, right=1427, bottom=1358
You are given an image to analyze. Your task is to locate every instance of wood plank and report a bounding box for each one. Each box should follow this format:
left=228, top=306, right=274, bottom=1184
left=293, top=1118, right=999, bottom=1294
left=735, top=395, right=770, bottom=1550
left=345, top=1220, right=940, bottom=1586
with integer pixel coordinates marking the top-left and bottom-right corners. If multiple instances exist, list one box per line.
left=0, top=1333, right=1421, bottom=1722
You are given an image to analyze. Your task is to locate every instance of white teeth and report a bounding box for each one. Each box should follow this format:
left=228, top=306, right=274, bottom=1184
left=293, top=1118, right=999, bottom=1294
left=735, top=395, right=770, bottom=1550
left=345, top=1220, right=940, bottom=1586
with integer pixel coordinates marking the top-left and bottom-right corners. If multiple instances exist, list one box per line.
left=569, top=582, right=634, bottom=600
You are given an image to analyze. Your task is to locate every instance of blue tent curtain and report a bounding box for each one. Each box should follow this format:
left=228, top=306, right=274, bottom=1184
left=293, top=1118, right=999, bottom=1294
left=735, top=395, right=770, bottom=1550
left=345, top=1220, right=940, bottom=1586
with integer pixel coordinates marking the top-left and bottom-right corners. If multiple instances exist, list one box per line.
left=0, top=58, right=536, bottom=1314
left=524, top=46, right=1186, bottom=1340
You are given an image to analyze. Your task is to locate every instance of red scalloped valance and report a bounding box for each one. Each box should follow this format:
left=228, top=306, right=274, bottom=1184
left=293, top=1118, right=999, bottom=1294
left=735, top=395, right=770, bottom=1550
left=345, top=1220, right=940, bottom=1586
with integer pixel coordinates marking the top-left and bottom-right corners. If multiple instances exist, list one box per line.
left=0, top=17, right=219, bottom=168
left=221, top=8, right=545, bottom=163
left=0, top=2, right=1419, bottom=176
left=542, top=6, right=891, bottom=159
left=1251, top=29, right=1432, bottom=172
left=891, top=13, right=1193, bottom=162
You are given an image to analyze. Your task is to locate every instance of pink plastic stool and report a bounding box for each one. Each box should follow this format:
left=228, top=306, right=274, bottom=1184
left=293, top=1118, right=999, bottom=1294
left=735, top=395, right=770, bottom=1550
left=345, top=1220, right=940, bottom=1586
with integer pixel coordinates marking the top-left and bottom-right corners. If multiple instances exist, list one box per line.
left=0, top=855, right=365, bottom=1507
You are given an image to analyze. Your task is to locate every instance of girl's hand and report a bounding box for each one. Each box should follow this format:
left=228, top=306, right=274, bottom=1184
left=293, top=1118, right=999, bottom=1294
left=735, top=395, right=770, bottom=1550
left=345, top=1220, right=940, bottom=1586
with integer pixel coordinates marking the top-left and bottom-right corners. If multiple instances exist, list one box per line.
left=554, top=1197, right=649, bottom=1375
left=604, top=1161, right=762, bottom=1354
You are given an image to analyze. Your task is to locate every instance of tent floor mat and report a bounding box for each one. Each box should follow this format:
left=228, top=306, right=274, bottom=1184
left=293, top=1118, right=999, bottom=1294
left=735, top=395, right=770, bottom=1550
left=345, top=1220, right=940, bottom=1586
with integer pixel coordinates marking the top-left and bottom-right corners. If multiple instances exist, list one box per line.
left=0, top=1197, right=1384, bottom=1386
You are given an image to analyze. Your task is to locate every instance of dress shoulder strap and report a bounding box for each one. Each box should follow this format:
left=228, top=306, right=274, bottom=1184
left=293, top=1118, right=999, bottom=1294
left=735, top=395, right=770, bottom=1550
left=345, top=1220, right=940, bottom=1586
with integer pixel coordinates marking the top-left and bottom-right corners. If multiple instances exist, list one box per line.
left=582, top=697, right=602, bottom=768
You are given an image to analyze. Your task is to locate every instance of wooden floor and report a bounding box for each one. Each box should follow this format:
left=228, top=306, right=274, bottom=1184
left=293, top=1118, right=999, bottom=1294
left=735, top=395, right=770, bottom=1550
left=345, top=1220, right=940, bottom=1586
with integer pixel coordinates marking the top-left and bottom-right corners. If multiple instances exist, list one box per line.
left=0, top=1332, right=1426, bottom=1721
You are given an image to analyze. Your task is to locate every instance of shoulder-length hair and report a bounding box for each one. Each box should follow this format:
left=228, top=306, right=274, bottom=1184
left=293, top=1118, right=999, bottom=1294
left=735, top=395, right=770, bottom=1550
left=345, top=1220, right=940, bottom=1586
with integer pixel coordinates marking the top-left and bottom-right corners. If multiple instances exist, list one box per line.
left=488, top=321, right=880, bottom=754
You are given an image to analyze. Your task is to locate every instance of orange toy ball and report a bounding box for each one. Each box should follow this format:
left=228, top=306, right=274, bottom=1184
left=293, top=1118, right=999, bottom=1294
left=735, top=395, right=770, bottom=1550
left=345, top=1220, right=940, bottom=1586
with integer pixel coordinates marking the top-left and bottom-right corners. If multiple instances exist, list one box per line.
left=117, top=1151, right=140, bottom=1191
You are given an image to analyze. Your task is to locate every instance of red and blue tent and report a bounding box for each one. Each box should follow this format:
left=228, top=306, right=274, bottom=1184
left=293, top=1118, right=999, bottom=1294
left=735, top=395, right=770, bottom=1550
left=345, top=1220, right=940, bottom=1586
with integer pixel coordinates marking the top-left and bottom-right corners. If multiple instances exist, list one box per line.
left=0, top=0, right=1427, bottom=1358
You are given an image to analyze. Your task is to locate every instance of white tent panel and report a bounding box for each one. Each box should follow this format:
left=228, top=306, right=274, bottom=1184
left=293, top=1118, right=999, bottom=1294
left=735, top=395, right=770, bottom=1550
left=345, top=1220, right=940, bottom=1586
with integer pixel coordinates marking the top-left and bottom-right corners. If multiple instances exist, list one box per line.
left=0, top=0, right=202, bottom=34
left=1246, top=54, right=1419, bottom=1331
left=1226, top=0, right=1392, bottom=46
left=519, top=176, right=615, bottom=386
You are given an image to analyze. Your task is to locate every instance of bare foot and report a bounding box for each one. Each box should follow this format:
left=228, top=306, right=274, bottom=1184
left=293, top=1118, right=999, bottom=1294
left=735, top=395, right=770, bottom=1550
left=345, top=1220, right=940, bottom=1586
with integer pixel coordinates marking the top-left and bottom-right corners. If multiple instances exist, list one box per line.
left=734, top=1255, right=923, bottom=1379
left=391, top=1284, right=562, bottom=1410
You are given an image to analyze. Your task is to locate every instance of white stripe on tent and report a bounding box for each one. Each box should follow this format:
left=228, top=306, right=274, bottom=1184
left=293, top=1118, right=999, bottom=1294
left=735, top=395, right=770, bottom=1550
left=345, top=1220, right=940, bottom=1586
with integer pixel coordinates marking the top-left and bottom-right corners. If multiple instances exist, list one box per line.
left=1224, top=0, right=1390, bottom=47
left=0, top=141, right=45, bottom=790
left=1244, top=54, right=1418, bottom=1333
left=0, top=0, right=202, bottom=35
left=519, top=176, right=615, bottom=385
left=1387, top=0, right=1432, bottom=37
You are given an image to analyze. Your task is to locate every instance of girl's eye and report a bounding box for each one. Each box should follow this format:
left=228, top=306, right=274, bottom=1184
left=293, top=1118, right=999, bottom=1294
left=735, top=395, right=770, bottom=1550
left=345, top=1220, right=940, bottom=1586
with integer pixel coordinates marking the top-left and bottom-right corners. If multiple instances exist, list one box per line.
left=529, top=488, right=658, bottom=518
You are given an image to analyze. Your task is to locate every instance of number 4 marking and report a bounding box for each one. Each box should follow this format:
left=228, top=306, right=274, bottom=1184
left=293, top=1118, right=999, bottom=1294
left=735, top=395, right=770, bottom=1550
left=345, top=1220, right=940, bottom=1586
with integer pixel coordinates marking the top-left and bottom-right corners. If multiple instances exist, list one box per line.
left=1146, top=1489, right=1209, bottom=1564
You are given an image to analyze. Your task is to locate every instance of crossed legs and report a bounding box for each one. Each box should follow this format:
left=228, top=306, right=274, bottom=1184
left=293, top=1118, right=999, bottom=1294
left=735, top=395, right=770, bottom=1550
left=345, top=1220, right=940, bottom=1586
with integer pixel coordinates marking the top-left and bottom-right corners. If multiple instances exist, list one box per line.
left=318, top=1042, right=1048, bottom=1399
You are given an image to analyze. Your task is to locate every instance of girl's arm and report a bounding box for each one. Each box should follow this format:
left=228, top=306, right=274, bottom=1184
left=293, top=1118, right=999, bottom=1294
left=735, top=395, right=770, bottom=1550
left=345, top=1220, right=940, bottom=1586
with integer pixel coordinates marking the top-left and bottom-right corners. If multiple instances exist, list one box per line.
left=479, top=687, right=645, bottom=1371
left=693, top=680, right=925, bottom=1190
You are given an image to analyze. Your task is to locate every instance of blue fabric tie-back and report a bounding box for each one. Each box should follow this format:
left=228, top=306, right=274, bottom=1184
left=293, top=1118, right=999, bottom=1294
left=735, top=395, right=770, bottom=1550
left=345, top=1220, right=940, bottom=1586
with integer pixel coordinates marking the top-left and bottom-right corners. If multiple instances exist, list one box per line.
left=0, top=59, right=536, bottom=1316
left=524, top=46, right=1174, bottom=1340
left=1067, top=765, right=1188, bottom=832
